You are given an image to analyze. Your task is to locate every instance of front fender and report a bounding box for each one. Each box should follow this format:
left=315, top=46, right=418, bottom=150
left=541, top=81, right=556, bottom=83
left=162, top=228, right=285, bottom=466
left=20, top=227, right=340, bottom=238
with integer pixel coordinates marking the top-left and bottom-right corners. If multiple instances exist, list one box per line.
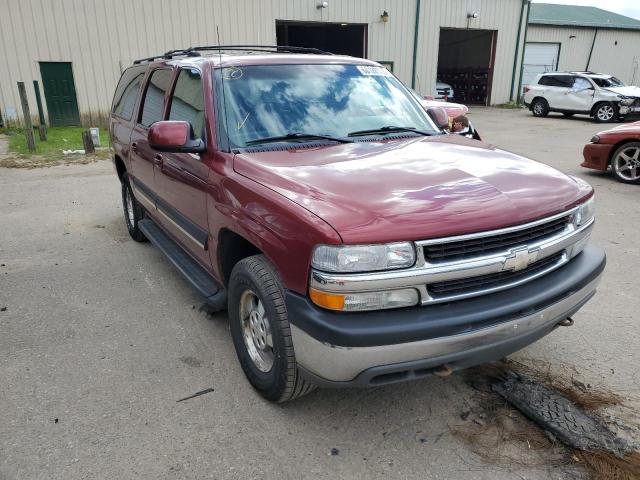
left=207, top=172, right=342, bottom=294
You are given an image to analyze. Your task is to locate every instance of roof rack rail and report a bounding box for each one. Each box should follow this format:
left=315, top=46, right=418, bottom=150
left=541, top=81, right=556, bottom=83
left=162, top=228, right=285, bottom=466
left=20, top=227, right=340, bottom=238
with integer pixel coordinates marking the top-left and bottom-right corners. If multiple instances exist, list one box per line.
left=132, top=45, right=332, bottom=65
left=186, top=45, right=333, bottom=55
left=133, top=49, right=201, bottom=64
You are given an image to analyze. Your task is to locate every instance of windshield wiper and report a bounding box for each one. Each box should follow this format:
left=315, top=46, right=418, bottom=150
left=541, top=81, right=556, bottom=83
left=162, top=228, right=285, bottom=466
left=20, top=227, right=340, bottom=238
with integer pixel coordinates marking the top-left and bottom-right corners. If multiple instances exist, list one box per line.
left=245, top=132, right=353, bottom=146
left=347, top=126, right=433, bottom=137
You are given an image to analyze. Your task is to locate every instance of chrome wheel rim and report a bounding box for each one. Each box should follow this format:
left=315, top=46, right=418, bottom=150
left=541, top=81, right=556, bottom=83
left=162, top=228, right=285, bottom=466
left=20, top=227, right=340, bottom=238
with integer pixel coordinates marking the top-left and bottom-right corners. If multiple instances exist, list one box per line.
left=597, top=105, right=614, bottom=121
left=239, top=290, right=274, bottom=372
left=125, top=187, right=135, bottom=227
left=614, top=146, right=640, bottom=181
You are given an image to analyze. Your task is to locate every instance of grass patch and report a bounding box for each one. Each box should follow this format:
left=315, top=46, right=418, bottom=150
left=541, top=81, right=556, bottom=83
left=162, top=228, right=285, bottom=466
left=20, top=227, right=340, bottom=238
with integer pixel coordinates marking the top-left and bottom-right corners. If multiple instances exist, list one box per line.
left=4, top=127, right=109, bottom=157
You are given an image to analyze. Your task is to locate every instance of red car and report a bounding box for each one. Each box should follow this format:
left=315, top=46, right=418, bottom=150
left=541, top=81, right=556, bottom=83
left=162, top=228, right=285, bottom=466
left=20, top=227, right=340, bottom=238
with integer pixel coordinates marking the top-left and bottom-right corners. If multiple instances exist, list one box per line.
left=583, top=121, right=640, bottom=184
left=419, top=97, right=469, bottom=118
left=110, top=46, right=604, bottom=402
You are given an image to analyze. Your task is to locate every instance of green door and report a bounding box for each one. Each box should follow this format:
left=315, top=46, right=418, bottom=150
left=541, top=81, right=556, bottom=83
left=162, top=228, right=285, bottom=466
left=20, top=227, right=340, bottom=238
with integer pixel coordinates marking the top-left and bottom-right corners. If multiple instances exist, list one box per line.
left=39, top=62, right=80, bottom=126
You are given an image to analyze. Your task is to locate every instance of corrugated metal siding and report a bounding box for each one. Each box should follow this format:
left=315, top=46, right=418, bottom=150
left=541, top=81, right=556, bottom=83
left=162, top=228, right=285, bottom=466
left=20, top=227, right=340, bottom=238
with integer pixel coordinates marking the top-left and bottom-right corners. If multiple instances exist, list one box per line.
left=526, top=25, right=595, bottom=73
left=526, top=25, right=640, bottom=85
left=415, top=0, right=528, bottom=104
left=589, top=29, right=640, bottom=84
left=0, top=0, right=526, bottom=125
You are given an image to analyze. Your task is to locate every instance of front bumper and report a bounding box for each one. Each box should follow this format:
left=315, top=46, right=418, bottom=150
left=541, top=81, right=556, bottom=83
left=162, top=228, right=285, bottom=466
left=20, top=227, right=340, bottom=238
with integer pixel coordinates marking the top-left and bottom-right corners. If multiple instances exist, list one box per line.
left=582, top=143, right=614, bottom=171
left=288, top=246, right=605, bottom=387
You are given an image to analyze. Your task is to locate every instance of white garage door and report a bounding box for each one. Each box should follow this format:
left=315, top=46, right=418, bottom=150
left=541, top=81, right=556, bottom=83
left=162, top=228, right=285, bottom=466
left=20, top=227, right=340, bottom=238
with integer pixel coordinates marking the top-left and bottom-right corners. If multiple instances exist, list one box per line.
left=522, top=43, right=560, bottom=86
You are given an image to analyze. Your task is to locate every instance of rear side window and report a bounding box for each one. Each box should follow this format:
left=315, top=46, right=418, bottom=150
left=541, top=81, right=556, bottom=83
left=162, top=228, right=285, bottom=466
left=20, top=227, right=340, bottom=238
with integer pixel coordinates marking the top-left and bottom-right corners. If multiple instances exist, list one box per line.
left=538, top=75, right=553, bottom=86
left=169, top=68, right=205, bottom=138
left=139, top=69, right=173, bottom=127
left=539, top=75, right=573, bottom=88
left=111, top=65, right=146, bottom=120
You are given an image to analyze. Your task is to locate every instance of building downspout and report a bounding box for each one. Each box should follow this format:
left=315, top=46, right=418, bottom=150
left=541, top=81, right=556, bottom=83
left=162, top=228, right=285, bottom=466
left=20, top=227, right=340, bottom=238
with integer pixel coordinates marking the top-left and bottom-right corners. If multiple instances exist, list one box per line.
left=516, top=0, right=532, bottom=103
left=586, top=28, right=598, bottom=71
left=411, top=0, right=421, bottom=89
left=509, top=0, right=528, bottom=102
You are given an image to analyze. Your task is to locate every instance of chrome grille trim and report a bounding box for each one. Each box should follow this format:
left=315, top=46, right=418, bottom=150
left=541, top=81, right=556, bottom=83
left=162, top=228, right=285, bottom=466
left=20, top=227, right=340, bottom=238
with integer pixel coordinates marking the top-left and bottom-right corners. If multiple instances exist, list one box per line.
left=310, top=208, right=593, bottom=305
left=418, top=207, right=576, bottom=246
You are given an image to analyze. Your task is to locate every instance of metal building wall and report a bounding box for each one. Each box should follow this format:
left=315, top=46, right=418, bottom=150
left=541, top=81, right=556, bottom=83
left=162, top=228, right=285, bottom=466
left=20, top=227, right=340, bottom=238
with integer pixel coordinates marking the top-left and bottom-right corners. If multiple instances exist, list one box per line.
left=526, top=25, right=599, bottom=73
left=589, top=29, right=640, bottom=85
left=415, top=0, right=529, bottom=105
left=0, top=0, right=526, bottom=126
left=526, top=25, right=640, bottom=84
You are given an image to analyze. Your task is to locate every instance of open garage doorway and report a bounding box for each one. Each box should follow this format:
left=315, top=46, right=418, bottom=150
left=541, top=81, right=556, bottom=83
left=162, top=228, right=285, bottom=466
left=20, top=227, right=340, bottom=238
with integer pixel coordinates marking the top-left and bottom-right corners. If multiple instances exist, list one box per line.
left=276, top=21, right=367, bottom=57
left=437, top=29, right=496, bottom=105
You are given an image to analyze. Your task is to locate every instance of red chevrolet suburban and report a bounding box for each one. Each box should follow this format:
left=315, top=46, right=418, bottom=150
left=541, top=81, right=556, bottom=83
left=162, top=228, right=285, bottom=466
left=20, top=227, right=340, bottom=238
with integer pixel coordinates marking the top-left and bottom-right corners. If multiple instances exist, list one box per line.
left=110, top=46, right=604, bottom=402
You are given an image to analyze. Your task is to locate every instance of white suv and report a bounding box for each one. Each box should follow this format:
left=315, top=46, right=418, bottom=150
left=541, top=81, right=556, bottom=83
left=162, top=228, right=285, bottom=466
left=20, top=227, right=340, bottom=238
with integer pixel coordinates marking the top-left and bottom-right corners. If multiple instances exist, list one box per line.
left=523, top=72, right=640, bottom=123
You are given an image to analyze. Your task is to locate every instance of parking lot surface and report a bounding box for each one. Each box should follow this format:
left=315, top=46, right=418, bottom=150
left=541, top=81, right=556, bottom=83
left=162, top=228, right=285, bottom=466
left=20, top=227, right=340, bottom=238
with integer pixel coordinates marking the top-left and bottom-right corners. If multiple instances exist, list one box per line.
left=1, top=108, right=639, bottom=479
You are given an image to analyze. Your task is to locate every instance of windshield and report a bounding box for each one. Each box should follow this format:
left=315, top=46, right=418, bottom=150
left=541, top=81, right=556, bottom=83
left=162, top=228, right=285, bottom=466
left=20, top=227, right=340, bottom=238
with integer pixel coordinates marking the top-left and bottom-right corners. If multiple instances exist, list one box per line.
left=590, top=76, right=625, bottom=88
left=214, top=64, right=437, bottom=148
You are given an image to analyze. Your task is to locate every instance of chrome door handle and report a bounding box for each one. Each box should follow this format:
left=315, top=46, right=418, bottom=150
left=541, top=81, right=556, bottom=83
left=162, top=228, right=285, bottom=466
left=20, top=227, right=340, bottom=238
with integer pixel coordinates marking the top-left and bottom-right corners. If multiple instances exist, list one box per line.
left=131, top=142, right=138, bottom=152
left=153, top=153, right=163, bottom=166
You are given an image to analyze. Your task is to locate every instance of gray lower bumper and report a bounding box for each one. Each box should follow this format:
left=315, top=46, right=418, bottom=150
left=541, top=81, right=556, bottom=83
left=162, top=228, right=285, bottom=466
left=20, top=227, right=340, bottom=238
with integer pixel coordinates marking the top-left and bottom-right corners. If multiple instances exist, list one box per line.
left=291, top=275, right=600, bottom=387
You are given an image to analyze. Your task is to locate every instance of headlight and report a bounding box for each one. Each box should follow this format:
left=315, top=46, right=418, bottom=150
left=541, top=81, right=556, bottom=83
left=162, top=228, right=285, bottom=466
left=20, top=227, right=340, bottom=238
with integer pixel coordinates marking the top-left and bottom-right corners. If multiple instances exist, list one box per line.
left=573, top=196, right=595, bottom=227
left=590, top=135, right=600, bottom=144
left=311, top=242, right=416, bottom=273
left=619, top=98, right=635, bottom=106
left=309, top=287, right=420, bottom=311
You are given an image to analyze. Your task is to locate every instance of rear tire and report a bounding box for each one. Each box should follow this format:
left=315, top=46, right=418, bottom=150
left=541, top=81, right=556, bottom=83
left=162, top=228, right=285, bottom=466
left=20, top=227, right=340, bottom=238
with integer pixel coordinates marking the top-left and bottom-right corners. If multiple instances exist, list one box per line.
left=531, top=98, right=549, bottom=117
left=593, top=102, right=617, bottom=123
left=611, top=142, right=640, bottom=184
left=121, top=173, right=147, bottom=242
left=228, top=254, right=316, bottom=402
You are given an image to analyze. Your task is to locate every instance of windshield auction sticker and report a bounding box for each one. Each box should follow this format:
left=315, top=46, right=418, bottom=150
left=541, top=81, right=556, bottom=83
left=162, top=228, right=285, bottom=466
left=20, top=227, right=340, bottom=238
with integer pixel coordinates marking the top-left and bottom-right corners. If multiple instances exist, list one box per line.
left=356, top=65, right=391, bottom=76
left=222, top=67, right=243, bottom=80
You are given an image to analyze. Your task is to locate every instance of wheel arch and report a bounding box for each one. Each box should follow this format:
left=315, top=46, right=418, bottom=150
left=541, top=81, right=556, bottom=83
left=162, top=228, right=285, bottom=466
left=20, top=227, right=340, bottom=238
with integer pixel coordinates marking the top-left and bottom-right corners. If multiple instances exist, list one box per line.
left=114, top=155, right=127, bottom=182
left=590, top=101, right=615, bottom=117
left=530, top=96, right=548, bottom=109
left=217, top=228, right=264, bottom=287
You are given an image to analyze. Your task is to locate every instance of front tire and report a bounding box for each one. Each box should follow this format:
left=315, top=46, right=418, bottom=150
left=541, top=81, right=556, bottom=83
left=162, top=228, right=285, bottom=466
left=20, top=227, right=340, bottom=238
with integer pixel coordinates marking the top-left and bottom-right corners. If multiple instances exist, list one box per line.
left=593, top=102, right=617, bottom=123
left=611, top=142, right=640, bottom=184
left=531, top=98, right=549, bottom=117
left=121, top=173, right=147, bottom=242
left=228, top=255, right=316, bottom=402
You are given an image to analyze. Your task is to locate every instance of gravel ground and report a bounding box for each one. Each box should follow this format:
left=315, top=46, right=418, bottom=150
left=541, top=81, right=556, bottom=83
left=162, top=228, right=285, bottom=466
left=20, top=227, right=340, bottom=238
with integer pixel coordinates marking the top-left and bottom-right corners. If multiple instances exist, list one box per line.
left=1, top=108, right=638, bottom=480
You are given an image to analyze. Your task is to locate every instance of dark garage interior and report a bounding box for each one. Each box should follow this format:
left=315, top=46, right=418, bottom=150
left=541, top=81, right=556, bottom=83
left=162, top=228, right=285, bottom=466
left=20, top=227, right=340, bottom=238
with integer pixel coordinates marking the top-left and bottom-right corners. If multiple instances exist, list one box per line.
left=437, top=28, right=496, bottom=104
left=276, top=21, right=367, bottom=57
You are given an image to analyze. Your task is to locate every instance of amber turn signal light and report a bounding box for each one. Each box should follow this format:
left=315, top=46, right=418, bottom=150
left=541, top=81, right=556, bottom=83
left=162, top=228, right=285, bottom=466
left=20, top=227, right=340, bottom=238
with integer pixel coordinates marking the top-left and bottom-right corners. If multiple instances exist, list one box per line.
left=309, top=288, right=345, bottom=311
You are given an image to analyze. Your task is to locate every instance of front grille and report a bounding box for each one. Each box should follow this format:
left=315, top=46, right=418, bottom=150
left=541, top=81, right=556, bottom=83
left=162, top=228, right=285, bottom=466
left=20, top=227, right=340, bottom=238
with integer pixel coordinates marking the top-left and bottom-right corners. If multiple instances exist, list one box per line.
left=423, top=216, right=569, bottom=262
left=427, top=252, right=564, bottom=298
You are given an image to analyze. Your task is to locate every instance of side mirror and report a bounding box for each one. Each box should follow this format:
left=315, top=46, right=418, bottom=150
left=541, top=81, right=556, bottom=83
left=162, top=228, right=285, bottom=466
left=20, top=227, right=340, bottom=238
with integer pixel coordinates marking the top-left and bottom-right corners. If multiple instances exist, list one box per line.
left=149, top=121, right=205, bottom=153
left=427, top=107, right=450, bottom=130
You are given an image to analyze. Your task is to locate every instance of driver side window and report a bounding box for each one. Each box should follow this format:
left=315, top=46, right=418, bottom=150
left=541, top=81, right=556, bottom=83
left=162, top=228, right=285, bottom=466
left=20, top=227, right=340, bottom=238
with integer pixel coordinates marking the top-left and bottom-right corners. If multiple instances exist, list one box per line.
left=169, top=68, right=205, bottom=139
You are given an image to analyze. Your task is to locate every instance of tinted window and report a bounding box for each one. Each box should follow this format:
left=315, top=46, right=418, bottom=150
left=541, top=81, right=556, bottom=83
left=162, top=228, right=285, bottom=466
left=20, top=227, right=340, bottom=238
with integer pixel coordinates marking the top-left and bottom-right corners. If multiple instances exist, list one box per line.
left=539, top=75, right=573, bottom=87
left=169, top=68, right=205, bottom=138
left=538, top=75, right=553, bottom=86
left=140, top=69, right=173, bottom=127
left=111, top=65, right=146, bottom=120
left=591, top=76, right=625, bottom=88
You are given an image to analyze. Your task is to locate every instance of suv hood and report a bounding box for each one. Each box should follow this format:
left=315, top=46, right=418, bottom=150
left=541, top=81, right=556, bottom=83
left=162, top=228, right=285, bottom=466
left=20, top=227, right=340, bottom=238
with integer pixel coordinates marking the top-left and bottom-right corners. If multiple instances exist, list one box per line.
left=605, top=86, right=640, bottom=97
left=233, top=136, right=591, bottom=244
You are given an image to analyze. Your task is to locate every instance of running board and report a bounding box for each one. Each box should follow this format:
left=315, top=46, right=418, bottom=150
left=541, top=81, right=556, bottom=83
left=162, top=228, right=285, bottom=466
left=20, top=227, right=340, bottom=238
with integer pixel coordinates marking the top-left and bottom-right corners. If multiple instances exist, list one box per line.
left=139, top=218, right=227, bottom=310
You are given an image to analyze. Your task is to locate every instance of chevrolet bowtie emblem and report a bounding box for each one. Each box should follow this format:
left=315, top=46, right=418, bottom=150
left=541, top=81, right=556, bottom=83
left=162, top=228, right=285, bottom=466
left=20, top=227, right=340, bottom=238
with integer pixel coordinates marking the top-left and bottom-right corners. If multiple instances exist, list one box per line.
left=503, top=247, right=539, bottom=272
